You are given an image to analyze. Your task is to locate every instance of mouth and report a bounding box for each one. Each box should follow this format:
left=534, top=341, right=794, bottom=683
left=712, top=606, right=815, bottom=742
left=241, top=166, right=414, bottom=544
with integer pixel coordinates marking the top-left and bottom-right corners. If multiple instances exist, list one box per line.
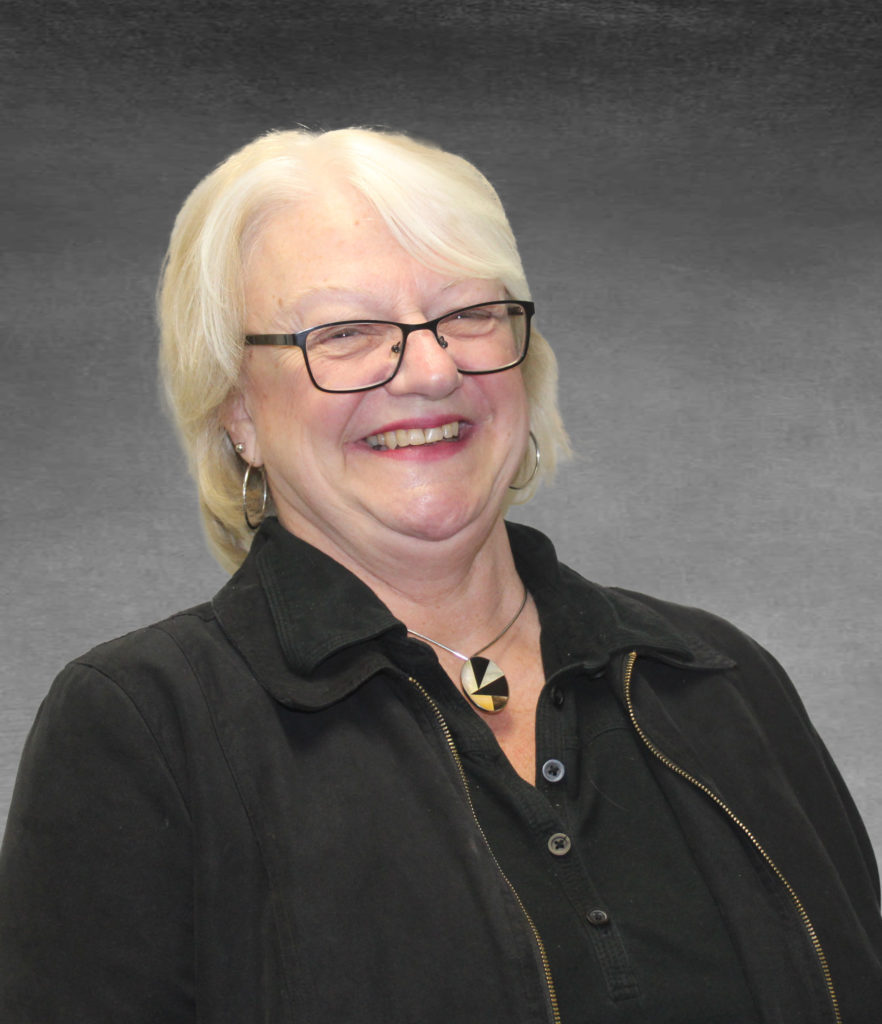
left=365, top=420, right=462, bottom=451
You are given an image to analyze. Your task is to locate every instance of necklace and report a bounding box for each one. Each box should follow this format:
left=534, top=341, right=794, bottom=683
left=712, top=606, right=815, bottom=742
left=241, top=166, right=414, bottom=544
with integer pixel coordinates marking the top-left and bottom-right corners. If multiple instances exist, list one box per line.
left=407, top=586, right=529, bottom=713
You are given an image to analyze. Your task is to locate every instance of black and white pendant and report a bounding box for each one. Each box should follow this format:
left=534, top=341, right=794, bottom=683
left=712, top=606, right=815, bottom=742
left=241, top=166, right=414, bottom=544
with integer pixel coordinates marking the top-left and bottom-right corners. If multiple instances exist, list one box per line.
left=460, top=656, right=510, bottom=713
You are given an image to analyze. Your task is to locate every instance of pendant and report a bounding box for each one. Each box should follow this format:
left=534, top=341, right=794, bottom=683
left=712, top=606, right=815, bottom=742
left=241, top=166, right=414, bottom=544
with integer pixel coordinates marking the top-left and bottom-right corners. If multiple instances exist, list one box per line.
left=460, top=656, right=510, bottom=713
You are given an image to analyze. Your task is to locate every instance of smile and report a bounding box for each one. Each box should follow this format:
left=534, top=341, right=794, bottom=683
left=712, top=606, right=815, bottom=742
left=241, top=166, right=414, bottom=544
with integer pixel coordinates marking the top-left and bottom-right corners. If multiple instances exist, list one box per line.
left=365, top=421, right=461, bottom=451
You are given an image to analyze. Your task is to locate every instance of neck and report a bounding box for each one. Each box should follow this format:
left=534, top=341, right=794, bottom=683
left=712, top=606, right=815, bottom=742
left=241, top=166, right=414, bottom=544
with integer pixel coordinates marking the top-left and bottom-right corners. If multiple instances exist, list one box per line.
left=275, top=509, right=525, bottom=651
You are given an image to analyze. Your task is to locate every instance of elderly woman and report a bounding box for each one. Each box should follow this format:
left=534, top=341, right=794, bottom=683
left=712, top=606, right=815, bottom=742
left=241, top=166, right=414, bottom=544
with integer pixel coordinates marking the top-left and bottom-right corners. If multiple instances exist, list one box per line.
left=1, top=128, right=881, bottom=1023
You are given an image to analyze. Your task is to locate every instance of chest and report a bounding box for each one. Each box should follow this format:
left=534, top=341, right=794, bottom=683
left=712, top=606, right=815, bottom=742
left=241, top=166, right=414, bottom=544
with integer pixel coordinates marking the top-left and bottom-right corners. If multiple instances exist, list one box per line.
left=433, top=636, right=546, bottom=784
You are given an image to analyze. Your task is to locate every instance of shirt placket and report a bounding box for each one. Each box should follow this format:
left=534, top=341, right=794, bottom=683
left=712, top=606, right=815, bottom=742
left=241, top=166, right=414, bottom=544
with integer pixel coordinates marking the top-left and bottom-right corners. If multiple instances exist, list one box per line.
left=534, top=668, right=640, bottom=1003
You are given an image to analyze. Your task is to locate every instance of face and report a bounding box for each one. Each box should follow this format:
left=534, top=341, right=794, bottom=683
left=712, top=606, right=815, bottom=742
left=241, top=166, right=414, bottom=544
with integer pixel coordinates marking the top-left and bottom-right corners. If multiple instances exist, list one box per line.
left=226, top=185, right=530, bottom=570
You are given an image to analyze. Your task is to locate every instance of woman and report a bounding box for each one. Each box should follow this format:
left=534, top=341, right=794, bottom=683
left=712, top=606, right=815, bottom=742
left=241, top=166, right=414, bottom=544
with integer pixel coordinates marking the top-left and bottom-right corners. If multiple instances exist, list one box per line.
left=1, top=128, right=880, bottom=1023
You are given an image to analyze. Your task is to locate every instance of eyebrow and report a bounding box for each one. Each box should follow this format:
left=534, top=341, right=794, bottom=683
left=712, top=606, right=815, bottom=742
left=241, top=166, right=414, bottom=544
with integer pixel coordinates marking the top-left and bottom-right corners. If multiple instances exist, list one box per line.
left=275, top=287, right=368, bottom=322
left=274, top=280, right=475, bottom=326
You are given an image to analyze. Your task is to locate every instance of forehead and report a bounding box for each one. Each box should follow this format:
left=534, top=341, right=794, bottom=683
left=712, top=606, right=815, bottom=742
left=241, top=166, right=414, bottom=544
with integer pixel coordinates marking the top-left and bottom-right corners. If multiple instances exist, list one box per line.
left=242, top=185, right=473, bottom=326
left=247, top=185, right=386, bottom=274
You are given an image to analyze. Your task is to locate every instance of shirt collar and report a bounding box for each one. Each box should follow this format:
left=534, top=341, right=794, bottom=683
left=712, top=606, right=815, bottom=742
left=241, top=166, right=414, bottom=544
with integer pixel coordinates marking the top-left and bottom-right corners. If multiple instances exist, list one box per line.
left=212, top=517, right=732, bottom=711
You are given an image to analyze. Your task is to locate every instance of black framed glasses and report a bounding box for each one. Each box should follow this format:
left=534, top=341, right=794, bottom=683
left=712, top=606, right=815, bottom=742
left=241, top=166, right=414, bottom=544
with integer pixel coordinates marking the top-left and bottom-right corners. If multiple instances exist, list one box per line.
left=245, top=299, right=534, bottom=393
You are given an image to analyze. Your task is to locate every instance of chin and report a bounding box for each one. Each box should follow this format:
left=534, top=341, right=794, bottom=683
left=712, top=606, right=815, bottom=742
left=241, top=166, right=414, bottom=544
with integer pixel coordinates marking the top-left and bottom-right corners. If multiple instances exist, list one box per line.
left=379, top=492, right=493, bottom=544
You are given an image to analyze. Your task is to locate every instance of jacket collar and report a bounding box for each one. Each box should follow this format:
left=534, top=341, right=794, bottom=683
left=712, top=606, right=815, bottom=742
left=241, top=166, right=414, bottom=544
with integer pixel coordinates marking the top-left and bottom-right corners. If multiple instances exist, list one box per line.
left=510, top=522, right=734, bottom=676
left=212, top=517, right=732, bottom=711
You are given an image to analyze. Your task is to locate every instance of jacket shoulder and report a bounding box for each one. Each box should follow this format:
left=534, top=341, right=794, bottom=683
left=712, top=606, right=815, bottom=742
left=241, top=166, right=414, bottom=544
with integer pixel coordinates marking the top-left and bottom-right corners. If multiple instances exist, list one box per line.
left=606, top=585, right=765, bottom=662
left=35, top=601, right=236, bottom=753
left=69, top=601, right=219, bottom=678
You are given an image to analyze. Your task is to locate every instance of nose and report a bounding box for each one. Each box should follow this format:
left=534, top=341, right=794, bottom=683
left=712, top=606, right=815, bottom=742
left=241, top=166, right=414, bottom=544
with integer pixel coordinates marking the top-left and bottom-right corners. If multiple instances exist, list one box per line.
left=384, top=325, right=462, bottom=398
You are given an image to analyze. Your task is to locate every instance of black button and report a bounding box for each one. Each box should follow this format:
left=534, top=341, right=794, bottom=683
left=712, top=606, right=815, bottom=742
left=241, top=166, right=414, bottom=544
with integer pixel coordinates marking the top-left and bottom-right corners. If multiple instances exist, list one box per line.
left=541, top=758, right=565, bottom=782
left=547, top=832, right=572, bottom=856
left=550, top=686, right=565, bottom=707
left=587, top=908, right=610, bottom=926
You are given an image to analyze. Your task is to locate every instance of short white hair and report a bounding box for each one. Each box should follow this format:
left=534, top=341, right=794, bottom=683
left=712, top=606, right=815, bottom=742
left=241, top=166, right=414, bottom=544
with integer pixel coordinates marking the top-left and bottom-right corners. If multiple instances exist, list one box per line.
left=158, top=127, right=571, bottom=572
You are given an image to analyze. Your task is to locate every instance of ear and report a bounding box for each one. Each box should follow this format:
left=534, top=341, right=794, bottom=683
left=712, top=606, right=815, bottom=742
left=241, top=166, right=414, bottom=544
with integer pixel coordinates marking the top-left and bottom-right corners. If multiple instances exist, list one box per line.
left=222, top=390, right=264, bottom=467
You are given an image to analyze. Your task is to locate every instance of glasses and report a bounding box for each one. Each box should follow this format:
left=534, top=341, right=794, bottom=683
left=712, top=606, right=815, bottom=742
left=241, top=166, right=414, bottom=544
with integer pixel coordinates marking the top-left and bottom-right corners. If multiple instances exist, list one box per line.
left=244, top=299, right=534, bottom=393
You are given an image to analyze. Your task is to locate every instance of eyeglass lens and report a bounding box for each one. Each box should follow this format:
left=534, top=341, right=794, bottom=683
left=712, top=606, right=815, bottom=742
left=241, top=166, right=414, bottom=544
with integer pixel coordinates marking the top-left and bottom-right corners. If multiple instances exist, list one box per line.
left=306, top=301, right=529, bottom=392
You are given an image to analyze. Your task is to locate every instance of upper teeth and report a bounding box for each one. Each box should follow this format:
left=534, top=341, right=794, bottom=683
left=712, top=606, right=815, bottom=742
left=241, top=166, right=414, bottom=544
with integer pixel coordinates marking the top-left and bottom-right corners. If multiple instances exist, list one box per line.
left=366, top=421, right=460, bottom=450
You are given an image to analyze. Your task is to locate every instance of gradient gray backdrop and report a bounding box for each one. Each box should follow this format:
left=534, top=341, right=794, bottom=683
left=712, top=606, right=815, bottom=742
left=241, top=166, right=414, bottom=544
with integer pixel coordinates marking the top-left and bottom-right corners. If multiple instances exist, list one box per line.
left=3, top=2, right=881, bottom=858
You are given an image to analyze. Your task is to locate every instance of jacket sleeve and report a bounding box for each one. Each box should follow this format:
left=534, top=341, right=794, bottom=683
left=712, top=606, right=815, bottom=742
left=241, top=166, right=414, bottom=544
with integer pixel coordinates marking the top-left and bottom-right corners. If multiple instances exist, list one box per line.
left=653, top=596, right=882, bottom=940
left=740, top=631, right=882, bottom=905
left=616, top=585, right=882, bottom=923
left=0, top=661, right=195, bottom=1023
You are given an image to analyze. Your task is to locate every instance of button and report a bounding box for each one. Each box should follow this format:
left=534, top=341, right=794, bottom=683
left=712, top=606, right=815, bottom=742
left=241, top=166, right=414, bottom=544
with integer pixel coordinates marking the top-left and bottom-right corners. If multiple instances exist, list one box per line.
left=547, top=832, right=572, bottom=856
left=550, top=686, right=565, bottom=707
left=541, top=758, right=565, bottom=783
left=587, top=908, right=610, bottom=927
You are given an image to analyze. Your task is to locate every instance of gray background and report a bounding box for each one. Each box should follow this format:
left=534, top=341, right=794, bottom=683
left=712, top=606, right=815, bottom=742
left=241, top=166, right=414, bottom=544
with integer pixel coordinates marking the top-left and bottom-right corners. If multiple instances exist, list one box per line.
left=3, top=1, right=881, bottom=856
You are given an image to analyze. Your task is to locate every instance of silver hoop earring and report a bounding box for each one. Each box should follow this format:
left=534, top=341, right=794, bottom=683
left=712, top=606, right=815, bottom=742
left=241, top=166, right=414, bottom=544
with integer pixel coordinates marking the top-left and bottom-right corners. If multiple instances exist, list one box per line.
left=242, top=463, right=268, bottom=530
left=509, top=431, right=540, bottom=491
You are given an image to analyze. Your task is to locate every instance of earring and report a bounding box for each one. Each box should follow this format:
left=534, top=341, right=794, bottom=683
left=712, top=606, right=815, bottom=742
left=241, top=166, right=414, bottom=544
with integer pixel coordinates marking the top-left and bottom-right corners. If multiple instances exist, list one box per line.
left=509, top=431, right=540, bottom=491
left=234, top=442, right=245, bottom=455
left=242, top=462, right=268, bottom=530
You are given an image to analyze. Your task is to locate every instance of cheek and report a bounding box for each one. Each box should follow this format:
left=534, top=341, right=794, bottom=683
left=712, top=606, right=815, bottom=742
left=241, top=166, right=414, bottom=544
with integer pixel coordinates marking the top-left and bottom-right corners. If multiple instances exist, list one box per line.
left=247, top=390, right=300, bottom=452
left=251, top=382, right=364, bottom=462
left=244, top=354, right=311, bottom=434
left=482, top=371, right=529, bottom=430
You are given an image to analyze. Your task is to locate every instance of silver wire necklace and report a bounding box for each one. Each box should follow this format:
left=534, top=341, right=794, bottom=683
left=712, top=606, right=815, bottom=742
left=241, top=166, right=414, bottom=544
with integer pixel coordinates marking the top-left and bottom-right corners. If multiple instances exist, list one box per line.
left=407, top=587, right=529, bottom=713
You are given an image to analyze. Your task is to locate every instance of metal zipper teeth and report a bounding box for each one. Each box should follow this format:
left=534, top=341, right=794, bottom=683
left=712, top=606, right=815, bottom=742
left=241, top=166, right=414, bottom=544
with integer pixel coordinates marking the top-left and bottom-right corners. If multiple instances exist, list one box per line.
left=407, top=676, right=561, bottom=1024
left=621, top=650, right=842, bottom=1024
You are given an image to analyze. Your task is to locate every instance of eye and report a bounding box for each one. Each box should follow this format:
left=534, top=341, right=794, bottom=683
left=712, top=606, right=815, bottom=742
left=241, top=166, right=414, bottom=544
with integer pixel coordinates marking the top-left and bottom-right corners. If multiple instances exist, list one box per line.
left=311, top=324, right=374, bottom=345
left=306, top=322, right=398, bottom=361
left=452, top=307, right=493, bottom=321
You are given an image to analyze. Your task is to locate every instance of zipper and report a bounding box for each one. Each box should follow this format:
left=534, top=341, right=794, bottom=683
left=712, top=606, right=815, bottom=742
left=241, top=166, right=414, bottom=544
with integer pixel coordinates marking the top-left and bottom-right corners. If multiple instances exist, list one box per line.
left=407, top=676, right=561, bottom=1024
left=621, top=650, right=841, bottom=1024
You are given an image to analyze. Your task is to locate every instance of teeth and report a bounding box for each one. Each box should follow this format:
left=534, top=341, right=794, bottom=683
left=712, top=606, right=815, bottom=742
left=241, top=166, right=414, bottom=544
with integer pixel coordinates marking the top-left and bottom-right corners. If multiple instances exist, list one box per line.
left=366, top=420, right=460, bottom=450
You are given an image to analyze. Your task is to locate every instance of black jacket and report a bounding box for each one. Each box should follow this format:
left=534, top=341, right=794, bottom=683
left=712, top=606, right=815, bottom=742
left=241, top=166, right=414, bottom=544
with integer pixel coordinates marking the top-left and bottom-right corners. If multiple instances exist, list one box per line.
left=2, top=520, right=881, bottom=1023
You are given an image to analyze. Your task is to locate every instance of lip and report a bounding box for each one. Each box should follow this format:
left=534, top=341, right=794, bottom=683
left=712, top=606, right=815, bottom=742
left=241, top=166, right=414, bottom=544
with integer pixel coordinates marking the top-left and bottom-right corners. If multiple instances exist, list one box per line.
left=364, top=437, right=466, bottom=460
left=368, top=415, right=468, bottom=435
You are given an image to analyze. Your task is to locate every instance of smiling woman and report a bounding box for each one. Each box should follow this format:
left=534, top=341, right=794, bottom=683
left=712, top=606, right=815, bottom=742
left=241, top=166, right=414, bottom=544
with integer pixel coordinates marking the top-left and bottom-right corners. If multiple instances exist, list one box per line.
left=1, top=127, right=881, bottom=1024
left=225, top=183, right=536, bottom=575
left=158, top=129, right=568, bottom=574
